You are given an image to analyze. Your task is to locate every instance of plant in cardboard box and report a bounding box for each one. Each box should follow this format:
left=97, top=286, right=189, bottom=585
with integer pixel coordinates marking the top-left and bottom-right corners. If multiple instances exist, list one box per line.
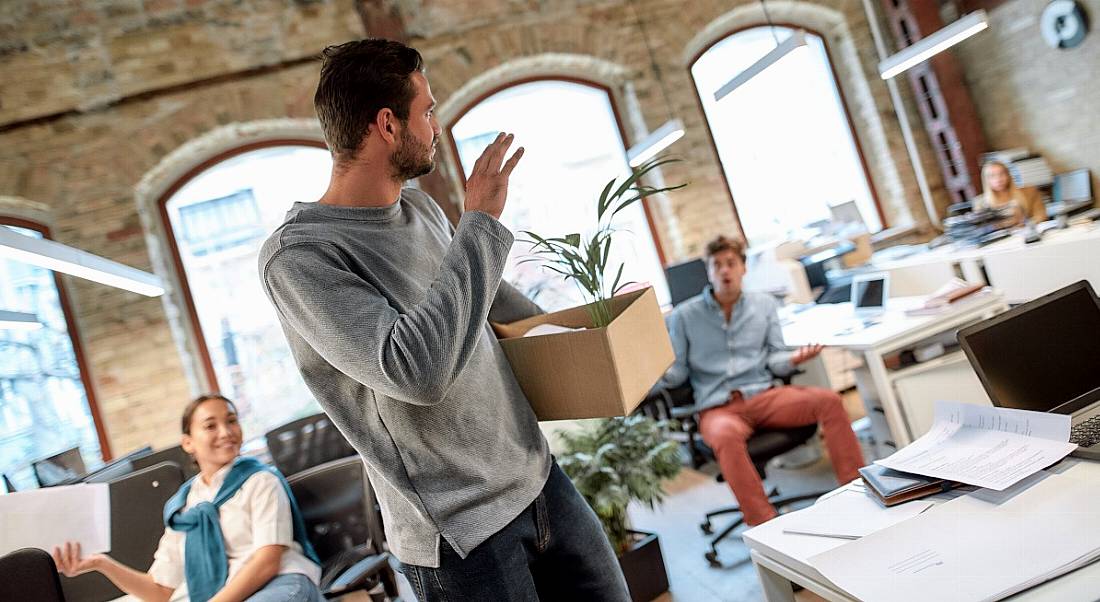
left=558, top=414, right=681, bottom=600
left=519, top=156, right=685, bottom=327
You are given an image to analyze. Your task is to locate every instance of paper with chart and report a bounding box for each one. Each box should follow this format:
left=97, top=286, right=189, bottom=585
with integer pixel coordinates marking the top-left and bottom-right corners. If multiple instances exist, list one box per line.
left=875, top=401, right=1076, bottom=490
left=810, top=467, right=1100, bottom=602
left=0, top=483, right=110, bottom=556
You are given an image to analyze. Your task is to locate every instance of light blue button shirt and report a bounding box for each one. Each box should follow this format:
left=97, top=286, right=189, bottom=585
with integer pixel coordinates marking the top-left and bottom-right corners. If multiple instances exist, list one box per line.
left=655, top=287, right=795, bottom=413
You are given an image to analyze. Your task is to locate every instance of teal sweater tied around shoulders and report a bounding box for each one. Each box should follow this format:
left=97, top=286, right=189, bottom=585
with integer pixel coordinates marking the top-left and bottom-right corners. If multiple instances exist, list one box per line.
left=163, top=456, right=320, bottom=602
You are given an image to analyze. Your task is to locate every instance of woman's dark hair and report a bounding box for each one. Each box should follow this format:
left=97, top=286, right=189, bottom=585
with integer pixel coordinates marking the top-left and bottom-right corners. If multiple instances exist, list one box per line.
left=181, top=393, right=238, bottom=435
left=314, top=38, right=425, bottom=164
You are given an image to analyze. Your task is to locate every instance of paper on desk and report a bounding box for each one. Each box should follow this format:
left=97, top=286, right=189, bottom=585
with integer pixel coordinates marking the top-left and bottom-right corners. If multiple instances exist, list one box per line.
left=876, top=401, right=1076, bottom=490
left=782, top=489, right=933, bottom=539
left=0, top=483, right=110, bottom=556
left=810, top=469, right=1100, bottom=602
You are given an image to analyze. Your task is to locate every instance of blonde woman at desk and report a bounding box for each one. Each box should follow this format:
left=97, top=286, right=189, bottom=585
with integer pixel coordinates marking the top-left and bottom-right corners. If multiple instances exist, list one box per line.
left=976, top=160, right=1047, bottom=226
left=52, top=394, right=323, bottom=602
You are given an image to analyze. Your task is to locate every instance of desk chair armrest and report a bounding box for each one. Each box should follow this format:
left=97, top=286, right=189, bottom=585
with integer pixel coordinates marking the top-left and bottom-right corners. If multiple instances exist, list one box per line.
left=323, top=552, right=391, bottom=598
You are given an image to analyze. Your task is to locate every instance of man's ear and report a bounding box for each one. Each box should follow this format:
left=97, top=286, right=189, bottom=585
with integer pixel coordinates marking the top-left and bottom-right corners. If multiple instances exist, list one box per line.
left=376, top=108, right=399, bottom=144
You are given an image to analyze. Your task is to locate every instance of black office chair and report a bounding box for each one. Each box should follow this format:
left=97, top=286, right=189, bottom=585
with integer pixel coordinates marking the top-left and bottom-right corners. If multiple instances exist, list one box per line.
left=60, top=462, right=185, bottom=602
left=266, top=413, right=357, bottom=477
left=0, top=547, right=66, bottom=602
left=287, top=456, right=398, bottom=600
left=639, top=380, right=831, bottom=566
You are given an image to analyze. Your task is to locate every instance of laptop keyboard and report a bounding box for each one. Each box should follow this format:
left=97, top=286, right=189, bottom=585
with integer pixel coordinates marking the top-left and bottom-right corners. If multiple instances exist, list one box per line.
left=1071, top=415, right=1100, bottom=448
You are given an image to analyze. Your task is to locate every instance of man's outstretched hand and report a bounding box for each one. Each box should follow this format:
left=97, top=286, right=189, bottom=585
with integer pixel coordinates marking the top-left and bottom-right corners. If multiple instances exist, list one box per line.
left=464, top=132, right=524, bottom=220
left=792, top=344, right=824, bottom=366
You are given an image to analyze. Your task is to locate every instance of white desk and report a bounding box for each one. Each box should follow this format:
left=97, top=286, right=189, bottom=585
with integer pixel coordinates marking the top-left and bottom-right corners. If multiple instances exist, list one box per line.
left=871, top=222, right=1100, bottom=303
left=780, top=294, right=1008, bottom=452
left=744, top=459, right=1100, bottom=602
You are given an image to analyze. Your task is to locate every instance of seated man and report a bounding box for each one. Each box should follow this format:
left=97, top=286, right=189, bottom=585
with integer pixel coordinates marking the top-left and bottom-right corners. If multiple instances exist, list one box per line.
left=656, top=235, right=865, bottom=526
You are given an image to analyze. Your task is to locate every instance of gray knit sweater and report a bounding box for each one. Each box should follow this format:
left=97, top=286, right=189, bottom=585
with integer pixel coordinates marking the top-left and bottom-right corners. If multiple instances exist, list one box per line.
left=258, top=188, right=552, bottom=567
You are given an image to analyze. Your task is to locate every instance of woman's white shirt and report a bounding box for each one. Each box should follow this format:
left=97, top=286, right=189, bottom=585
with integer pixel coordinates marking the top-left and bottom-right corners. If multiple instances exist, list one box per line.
left=147, top=464, right=321, bottom=601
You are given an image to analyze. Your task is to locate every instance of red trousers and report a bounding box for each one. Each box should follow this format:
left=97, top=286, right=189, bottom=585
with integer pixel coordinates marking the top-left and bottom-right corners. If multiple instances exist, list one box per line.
left=698, top=386, right=865, bottom=526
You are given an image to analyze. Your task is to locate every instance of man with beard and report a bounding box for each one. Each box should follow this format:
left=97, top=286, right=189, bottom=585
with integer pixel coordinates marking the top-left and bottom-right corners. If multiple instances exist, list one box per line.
left=258, top=39, right=630, bottom=601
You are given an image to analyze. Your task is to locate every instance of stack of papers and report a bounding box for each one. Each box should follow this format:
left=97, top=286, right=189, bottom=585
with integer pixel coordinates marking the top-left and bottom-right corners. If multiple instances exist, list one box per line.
left=811, top=466, right=1100, bottom=601
left=782, top=488, right=933, bottom=540
left=875, top=401, right=1077, bottom=491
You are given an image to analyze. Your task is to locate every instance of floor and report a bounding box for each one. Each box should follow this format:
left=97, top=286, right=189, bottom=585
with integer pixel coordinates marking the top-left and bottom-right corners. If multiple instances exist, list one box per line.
left=369, top=390, right=869, bottom=602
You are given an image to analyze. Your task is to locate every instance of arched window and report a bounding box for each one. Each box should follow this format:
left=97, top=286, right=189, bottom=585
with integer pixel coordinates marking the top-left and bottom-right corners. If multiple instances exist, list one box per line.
left=691, top=26, right=883, bottom=247
left=0, top=217, right=107, bottom=489
left=159, top=142, right=331, bottom=440
left=449, top=79, right=670, bottom=310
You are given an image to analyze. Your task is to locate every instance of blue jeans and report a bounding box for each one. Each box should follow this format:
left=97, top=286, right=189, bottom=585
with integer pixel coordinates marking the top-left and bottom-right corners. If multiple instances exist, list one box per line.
left=400, top=461, right=630, bottom=601
left=244, top=573, right=323, bottom=602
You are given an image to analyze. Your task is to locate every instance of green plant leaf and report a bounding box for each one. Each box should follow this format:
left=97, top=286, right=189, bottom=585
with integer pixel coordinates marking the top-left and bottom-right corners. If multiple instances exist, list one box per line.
left=596, top=178, right=617, bottom=221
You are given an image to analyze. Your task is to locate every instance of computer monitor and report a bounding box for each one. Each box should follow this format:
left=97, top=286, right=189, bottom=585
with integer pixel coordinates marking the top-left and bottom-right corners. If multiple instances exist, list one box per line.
left=829, top=200, right=867, bottom=229
left=665, top=259, right=709, bottom=307
left=81, top=445, right=152, bottom=484
left=851, top=273, right=889, bottom=315
left=32, top=446, right=87, bottom=487
left=1052, top=169, right=1092, bottom=204
left=958, top=280, right=1100, bottom=415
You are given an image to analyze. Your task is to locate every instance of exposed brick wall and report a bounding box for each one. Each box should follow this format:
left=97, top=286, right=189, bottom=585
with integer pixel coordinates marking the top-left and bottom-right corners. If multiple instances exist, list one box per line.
left=954, top=0, right=1100, bottom=195
left=0, top=0, right=945, bottom=453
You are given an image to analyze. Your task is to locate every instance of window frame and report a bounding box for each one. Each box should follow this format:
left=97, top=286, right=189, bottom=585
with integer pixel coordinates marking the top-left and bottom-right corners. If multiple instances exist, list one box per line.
left=443, top=76, right=668, bottom=268
left=687, top=23, right=887, bottom=240
left=0, top=215, right=113, bottom=461
left=154, top=138, right=328, bottom=392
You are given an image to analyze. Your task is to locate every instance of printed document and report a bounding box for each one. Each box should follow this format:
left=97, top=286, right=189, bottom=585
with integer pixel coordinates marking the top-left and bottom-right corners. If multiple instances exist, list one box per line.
left=0, top=483, right=110, bottom=556
left=811, top=466, right=1100, bottom=602
left=876, top=401, right=1076, bottom=490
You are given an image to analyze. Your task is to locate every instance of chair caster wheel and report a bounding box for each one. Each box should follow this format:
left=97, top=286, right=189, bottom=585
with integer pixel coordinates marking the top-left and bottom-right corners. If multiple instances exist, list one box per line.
left=700, top=521, right=713, bottom=534
left=704, top=550, right=720, bottom=567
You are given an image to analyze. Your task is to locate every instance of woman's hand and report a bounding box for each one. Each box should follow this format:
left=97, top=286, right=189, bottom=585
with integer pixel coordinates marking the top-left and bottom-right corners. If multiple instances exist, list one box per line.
left=52, top=541, right=105, bottom=578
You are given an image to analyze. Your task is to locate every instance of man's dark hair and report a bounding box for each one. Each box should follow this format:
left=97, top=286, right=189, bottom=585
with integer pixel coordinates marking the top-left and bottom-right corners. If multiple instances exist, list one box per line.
left=705, top=235, right=747, bottom=263
left=314, top=39, right=425, bottom=163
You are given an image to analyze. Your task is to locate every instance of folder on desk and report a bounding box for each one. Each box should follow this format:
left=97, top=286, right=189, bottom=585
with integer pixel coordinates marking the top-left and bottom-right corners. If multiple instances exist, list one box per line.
left=858, top=464, right=954, bottom=506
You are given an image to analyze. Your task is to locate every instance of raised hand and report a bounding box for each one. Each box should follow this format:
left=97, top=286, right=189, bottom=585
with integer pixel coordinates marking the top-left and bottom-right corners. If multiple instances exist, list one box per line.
left=464, top=132, right=524, bottom=220
left=792, top=344, right=824, bottom=366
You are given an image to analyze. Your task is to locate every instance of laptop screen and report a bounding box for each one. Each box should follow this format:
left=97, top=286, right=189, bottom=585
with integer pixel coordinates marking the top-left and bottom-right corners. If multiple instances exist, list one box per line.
left=962, top=284, right=1100, bottom=413
left=854, top=277, right=886, bottom=309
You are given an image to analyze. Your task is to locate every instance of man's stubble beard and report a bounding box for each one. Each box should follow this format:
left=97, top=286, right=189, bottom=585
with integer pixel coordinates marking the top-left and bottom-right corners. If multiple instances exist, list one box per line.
left=390, top=127, right=437, bottom=181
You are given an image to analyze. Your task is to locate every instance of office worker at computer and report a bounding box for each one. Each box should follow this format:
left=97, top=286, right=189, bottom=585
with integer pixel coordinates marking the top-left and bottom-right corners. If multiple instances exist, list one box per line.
left=52, top=395, right=323, bottom=602
left=655, top=235, right=865, bottom=526
left=976, top=160, right=1047, bottom=226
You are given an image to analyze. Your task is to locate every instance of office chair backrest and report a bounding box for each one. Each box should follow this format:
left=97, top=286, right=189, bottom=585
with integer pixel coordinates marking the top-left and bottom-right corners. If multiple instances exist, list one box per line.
left=266, top=413, right=357, bottom=477
left=130, top=444, right=199, bottom=481
left=60, top=462, right=185, bottom=602
left=0, top=547, right=66, bottom=602
left=287, top=456, right=385, bottom=570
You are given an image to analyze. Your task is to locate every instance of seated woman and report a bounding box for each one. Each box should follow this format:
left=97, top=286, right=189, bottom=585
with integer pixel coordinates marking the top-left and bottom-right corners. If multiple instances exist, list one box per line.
left=53, top=394, right=323, bottom=602
left=976, top=160, right=1047, bottom=227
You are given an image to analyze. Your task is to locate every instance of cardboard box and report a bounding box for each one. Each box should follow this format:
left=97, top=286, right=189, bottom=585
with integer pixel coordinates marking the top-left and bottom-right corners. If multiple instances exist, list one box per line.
left=492, top=287, right=674, bottom=421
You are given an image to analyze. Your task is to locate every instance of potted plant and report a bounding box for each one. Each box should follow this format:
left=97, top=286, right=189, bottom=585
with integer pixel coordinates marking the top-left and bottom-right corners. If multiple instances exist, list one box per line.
left=558, top=415, right=683, bottom=602
left=519, top=155, right=686, bottom=327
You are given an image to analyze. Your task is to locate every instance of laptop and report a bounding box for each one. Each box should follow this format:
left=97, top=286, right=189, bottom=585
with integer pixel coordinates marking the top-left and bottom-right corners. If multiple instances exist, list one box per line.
left=851, top=273, right=889, bottom=317
left=958, top=280, right=1100, bottom=460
